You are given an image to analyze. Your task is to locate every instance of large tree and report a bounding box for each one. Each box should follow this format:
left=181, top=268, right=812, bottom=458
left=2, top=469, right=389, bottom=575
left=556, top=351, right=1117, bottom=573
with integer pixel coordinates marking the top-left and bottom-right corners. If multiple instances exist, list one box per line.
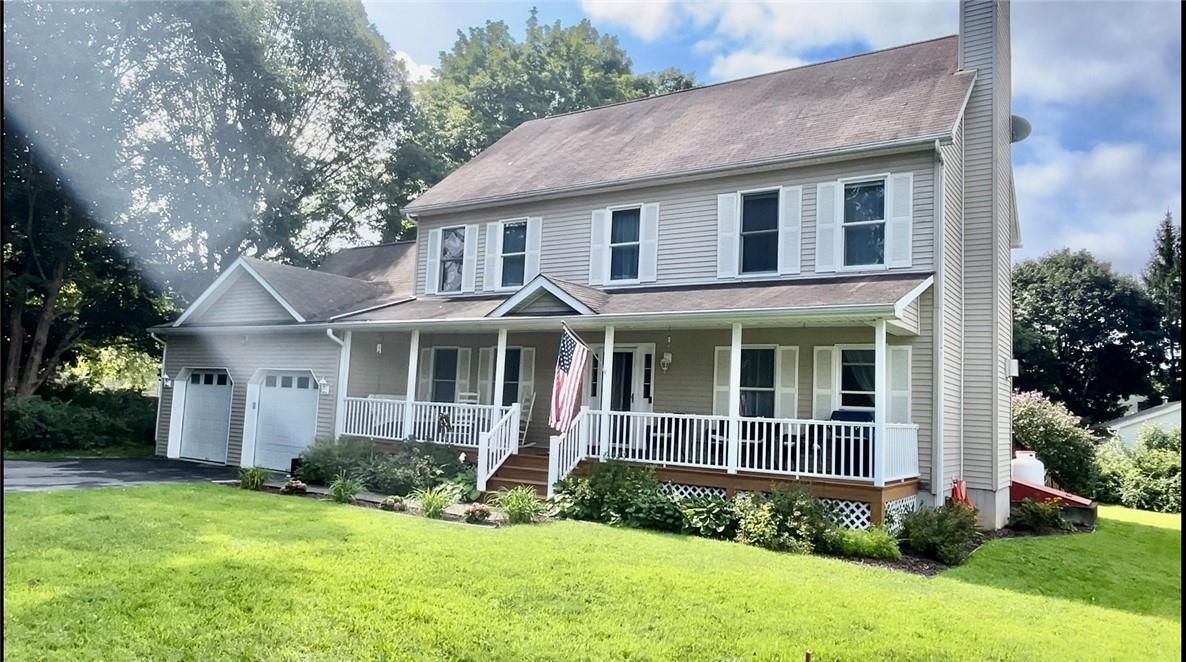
left=1142, top=212, right=1182, bottom=401
left=1013, top=250, right=1162, bottom=423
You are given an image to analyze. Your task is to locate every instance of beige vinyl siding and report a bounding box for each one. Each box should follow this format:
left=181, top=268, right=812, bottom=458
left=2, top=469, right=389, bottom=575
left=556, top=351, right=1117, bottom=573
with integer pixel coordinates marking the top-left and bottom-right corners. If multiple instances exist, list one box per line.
left=156, top=332, right=341, bottom=464
left=896, top=299, right=921, bottom=335
left=940, top=119, right=966, bottom=486
left=185, top=270, right=293, bottom=325
left=412, top=152, right=937, bottom=296
left=993, top=1, right=1015, bottom=490
left=959, top=0, right=1011, bottom=491
left=512, top=293, right=578, bottom=315
left=347, top=332, right=412, bottom=398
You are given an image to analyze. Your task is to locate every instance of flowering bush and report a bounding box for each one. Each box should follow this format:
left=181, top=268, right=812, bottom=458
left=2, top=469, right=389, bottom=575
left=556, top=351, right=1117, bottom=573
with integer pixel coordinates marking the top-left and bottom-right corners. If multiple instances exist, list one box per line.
left=380, top=495, right=406, bottom=512
left=280, top=478, right=307, bottom=495
left=1012, top=391, right=1099, bottom=495
left=464, top=503, right=491, bottom=524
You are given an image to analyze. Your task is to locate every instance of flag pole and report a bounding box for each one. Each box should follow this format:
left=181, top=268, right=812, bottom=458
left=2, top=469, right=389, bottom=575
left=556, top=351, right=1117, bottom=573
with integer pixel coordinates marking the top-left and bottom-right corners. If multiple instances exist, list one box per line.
left=560, top=320, right=591, bottom=348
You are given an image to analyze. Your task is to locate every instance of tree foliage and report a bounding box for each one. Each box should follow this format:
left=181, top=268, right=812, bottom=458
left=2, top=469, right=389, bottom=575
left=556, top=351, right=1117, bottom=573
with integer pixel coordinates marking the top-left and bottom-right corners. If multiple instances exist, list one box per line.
left=1142, top=212, right=1182, bottom=401
left=1012, top=391, right=1100, bottom=496
left=1013, top=250, right=1162, bottom=422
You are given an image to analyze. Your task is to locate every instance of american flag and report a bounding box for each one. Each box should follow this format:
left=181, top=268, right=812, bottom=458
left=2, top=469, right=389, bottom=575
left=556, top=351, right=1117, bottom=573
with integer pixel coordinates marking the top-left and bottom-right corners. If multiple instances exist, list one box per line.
left=548, top=326, right=589, bottom=433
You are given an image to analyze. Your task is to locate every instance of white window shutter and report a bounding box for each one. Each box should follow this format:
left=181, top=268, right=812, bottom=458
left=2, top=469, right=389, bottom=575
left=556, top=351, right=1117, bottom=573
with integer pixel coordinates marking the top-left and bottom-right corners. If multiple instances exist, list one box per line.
left=814, top=183, right=839, bottom=273
left=461, top=225, right=479, bottom=292
left=778, top=186, right=802, bottom=275
left=525, top=217, right=543, bottom=282
left=425, top=229, right=442, bottom=295
left=589, top=210, right=609, bottom=285
left=716, top=194, right=739, bottom=278
left=712, top=346, right=730, bottom=415
left=417, top=348, right=432, bottom=400
left=456, top=348, right=472, bottom=396
left=812, top=346, right=836, bottom=418
left=886, top=173, right=913, bottom=268
left=484, top=222, right=500, bottom=291
left=519, top=348, right=535, bottom=401
left=889, top=346, right=912, bottom=423
left=477, top=347, right=493, bottom=404
left=776, top=346, right=799, bottom=418
left=639, top=203, right=660, bottom=282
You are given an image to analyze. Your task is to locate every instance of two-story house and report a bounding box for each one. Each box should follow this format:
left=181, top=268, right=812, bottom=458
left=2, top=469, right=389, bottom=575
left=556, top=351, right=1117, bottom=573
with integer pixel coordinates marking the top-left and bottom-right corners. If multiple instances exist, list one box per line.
left=151, top=0, right=1022, bottom=528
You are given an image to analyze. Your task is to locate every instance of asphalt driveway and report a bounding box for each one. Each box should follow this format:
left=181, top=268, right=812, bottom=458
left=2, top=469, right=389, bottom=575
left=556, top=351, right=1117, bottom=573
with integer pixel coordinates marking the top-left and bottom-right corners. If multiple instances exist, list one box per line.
left=3, top=458, right=237, bottom=492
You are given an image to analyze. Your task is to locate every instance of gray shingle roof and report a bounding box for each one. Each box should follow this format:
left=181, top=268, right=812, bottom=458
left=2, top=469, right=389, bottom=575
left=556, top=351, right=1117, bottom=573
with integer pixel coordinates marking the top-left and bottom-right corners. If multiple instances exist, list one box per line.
left=405, top=36, right=973, bottom=213
left=317, top=241, right=416, bottom=298
left=241, top=257, right=399, bottom=321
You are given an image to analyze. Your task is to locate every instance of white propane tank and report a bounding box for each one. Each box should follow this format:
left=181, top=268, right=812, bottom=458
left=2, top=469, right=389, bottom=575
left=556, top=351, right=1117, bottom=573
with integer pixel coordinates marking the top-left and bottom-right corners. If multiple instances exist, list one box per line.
left=1011, top=450, right=1045, bottom=484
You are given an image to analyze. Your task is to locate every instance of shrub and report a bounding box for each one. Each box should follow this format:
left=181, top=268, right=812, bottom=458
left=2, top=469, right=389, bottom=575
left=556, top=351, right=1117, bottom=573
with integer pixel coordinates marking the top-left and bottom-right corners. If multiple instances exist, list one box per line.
left=279, top=478, right=307, bottom=495
left=412, top=483, right=461, bottom=519
left=238, top=467, right=270, bottom=491
left=1092, top=433, right=1181, bottom=513
left=733, top=487, right=836, bottom=554
left=898, top=502, right=979, bottom=565
left=1138, top=425, right=1181, bottom=453
left=550, top=475, right=599, bottom=520
left=380, top=495, right=406, bottom=512
left=1012, top=391, right=1099, bottom=495
left=1008, top=498, right=1068, bottom=533
left=488, top=486, right=548, bottom=525
left=832, top=527, right=902, bottom=560
left=358, top=454, right=420, bottom=496
left=464, top=503, right=491, bottom=524
left=328, top=472, right=363, bottom=504
left=617, top=490, right=685, bottom=532
left=449, top=465, right=480, bottom=502
left=680, top=496, right=740, bottom=540
left=1, top=390, right=156, bottom=452
left=295, top=437, right=375, bottom=485
left=1093, top=439, right=1134, bottom=504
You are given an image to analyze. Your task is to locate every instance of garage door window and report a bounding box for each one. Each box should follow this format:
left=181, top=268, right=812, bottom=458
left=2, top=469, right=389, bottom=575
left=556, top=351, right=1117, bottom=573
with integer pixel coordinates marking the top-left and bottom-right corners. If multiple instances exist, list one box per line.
left=191, top=371, right=228, bottom=386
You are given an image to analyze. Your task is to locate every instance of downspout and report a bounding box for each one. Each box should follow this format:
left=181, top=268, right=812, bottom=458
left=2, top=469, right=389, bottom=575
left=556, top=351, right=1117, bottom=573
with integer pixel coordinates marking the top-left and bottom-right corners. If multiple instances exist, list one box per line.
left=931, top=141, right=946, bottom=504
left=326, top=329, right=351, bottom=439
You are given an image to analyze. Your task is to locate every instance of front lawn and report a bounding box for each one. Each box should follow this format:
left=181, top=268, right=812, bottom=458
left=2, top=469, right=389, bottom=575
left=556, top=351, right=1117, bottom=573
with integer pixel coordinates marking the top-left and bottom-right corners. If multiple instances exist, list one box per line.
left=4, top=486, right=1180, bottom=660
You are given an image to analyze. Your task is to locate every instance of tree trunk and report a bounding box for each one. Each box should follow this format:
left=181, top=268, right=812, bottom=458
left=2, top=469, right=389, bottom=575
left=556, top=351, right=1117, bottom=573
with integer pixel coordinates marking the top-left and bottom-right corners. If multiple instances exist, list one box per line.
left=3, top=298, right=27, bottom=397
left=16, top=261, right=67, bottom=397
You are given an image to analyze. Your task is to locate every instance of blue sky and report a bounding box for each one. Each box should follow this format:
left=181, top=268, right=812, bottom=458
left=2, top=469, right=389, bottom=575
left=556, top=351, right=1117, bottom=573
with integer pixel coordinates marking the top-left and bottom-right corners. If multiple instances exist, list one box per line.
left=364, top=0, right=1182, bottom=275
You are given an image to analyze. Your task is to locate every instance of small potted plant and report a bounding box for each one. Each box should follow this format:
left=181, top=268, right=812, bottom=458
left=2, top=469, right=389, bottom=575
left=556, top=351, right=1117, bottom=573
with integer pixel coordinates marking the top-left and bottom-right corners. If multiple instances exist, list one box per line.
left=280, top=478, right=307, bottom=495
left=380, top=495, right=406, bottom=512
left=464, top=502, right=491, bottom=525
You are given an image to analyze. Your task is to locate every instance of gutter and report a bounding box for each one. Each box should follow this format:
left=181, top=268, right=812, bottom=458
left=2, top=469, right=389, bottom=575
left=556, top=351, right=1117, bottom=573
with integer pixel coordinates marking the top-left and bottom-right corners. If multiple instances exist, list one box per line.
left=405, top=134, right=952, bottom=217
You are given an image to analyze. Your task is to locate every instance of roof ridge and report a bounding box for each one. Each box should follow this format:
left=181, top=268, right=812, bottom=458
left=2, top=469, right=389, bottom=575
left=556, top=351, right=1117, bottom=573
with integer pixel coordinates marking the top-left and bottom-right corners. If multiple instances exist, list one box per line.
left=243, top=256, right=386, bottom=288
left=517, top=34, right=960, bottom=125
left=328, top=239, right=416, bottom=252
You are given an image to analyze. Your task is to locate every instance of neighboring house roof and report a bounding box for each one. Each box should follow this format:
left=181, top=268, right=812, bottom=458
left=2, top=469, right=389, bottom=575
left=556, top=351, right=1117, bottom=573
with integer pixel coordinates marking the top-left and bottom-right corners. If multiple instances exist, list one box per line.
left=317, top=241, right=417, bottom=297
left=404, top=36, right=974, bottom=214
left=337, top=272, right=932, bottom=323
left=1097, top=401, right=1182, bottom=431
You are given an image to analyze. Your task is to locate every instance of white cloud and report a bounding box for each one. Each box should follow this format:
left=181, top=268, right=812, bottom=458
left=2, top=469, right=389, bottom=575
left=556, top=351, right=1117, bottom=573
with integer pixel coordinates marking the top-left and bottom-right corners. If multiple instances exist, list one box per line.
left=707, top=50, right=806, bottom=79
left=1015, top=137, right=1182, bottom=274
left=579, top=0, right=677, bottom=42
left=395, top=50, right=434, bottom=83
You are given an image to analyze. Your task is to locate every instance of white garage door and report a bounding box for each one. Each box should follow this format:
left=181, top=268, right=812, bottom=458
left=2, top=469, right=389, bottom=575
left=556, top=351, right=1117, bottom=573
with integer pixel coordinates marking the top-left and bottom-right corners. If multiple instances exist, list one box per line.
left=254, top=370, right=320, bottom=471
left=180, top=369, right=232, bottom=463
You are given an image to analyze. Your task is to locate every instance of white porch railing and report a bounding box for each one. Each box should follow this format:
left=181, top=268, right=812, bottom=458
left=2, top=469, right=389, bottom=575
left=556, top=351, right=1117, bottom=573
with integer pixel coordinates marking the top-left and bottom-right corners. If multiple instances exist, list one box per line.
left=341, top=396, right=407, bottom=440
left=477, top=403, right=521, bottom=492
left=406, top=401, right=510, bottom=447
left=546, top=406, right=593, bottom=496
left=580, top=410, right=919, bottom=484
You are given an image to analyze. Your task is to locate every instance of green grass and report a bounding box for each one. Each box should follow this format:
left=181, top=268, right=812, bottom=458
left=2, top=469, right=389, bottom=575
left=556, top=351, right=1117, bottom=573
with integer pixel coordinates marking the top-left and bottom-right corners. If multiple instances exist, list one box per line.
left=4, top=486, right=1180, bottom=660
left=3, top=441, right=156, bottom=461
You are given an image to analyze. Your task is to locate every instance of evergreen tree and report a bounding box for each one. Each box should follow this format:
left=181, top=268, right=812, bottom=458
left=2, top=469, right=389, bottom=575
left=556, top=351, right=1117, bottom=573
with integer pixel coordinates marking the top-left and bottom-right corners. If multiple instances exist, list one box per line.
left=1142, top=212, right=1183, bottom=401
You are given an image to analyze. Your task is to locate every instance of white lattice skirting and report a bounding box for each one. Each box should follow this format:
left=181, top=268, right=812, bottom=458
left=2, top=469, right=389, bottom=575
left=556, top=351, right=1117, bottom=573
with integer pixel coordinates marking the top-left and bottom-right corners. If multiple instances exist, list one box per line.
left=883, top=495, right=919, bottom=533
left=661, top=482, right=727, bottom=500
left=821, top=499, right=873, bottom=530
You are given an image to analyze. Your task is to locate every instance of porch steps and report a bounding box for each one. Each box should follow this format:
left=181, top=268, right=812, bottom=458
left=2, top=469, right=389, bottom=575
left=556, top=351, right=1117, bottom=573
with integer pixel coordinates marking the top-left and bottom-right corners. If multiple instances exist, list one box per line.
left=484, top=451, right=550, bottom=496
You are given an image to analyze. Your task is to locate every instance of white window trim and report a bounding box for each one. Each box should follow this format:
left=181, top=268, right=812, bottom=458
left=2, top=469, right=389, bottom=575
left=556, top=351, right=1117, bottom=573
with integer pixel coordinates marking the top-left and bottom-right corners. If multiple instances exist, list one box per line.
left=712, top=343, right=792, bottom=417
left=736, top=187, right=782, bottom=277
left=437, top=226, right=467, bottom=293
left=834, top=343, right=876, bottom=411
left=606, top=203, right=644, bottom=285
left=492, top=218, right=530, bottom=292
left=837, top=173, right=890, bottom=273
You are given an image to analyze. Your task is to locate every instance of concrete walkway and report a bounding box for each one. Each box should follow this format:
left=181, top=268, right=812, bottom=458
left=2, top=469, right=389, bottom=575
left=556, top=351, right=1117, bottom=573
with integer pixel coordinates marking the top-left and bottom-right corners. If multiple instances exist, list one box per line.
left=3, top=457, right=237, bottom=492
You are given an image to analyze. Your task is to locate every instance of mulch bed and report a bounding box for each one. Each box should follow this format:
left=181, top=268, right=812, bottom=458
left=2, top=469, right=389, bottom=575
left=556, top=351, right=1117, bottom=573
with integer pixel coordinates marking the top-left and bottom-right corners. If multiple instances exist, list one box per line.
left=835, top=553, right=948, bottom=577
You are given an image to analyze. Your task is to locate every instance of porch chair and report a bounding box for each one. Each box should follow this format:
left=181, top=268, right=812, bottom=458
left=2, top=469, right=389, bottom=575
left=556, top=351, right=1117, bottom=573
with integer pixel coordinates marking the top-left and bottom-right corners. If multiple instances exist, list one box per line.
left=444, top=392, right=481, bottom=444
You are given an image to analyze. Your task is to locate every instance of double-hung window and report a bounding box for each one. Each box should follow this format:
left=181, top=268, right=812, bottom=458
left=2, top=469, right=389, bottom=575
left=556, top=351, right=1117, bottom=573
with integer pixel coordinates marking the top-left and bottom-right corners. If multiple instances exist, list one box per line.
left=500, top=221, right=527, bottom=288
left=740, top=191, right=779, bottom=274
left=839, top=349, right=875, bottom=409
left=439, top=227, right=466, bottom=293
left=739, top=348, right=775, bottom=417
left=842, top=180, right=886, bottom=267
left=431, top=348, right=458, bottom=402
left=500, top=348, right=522, bottom=407
left=609, top=207, right=641, bottom=281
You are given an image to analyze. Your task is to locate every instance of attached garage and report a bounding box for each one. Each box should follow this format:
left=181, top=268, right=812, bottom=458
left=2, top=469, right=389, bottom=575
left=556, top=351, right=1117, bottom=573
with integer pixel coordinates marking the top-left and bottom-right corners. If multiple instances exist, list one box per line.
left=244, top=370, right=322, bottom=471
left=172, top=368, right=233, bottom=463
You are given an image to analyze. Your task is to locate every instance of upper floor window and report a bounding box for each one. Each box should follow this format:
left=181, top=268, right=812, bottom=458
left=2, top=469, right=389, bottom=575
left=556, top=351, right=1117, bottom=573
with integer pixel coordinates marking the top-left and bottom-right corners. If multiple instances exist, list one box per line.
left=439, top=226, right=466, bottom=293
left=842, top=180, right=885, bottom=267
left=500, top=222, right=527, bottom=288
left=609, top=207, right=641, bottom=281
left=740, top=190, right=779, bottom=274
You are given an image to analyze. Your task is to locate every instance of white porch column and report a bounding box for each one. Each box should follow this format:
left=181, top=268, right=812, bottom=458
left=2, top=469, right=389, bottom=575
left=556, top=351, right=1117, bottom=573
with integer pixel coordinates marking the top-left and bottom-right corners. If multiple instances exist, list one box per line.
left=492, top=327, right=508, bottom=410
left=599, top=325, right=614, bottom=459
left=873, top=319, right=888, bottom=487
left=333, top=330, right=352, bottom=439
left=727, top=322, right=742, bottom=474
left=403, top=329, right=421, bottom=440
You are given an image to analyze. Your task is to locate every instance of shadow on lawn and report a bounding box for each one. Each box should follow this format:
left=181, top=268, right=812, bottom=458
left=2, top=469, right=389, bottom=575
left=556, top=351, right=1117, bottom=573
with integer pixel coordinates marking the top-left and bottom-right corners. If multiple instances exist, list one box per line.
left=942, top=515, right=1181, bottom=621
